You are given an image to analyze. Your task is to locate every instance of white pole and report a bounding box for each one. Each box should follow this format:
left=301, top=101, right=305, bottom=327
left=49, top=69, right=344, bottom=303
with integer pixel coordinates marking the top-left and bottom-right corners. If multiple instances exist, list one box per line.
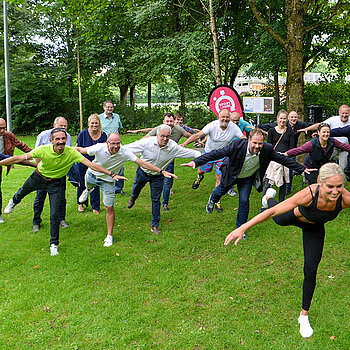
left=3, top=1, right=12, bottom=132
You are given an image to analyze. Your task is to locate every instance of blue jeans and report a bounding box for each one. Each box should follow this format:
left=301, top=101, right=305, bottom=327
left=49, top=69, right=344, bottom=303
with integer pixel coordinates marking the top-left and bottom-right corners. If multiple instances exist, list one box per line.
left=211, top=175, right=255, bottom=228
left=286, top=156, right=296, bottom=193
left=162, top=160, right=174, bottom=206
left=115, top=166, right=125, bottom=192
left=15, top=171, right=65, bottom=245
left=77, top=162, right=100, bottom=211
left=131, top=166, right=164, bottom=227
left=33, top=176, right=66, bottom=226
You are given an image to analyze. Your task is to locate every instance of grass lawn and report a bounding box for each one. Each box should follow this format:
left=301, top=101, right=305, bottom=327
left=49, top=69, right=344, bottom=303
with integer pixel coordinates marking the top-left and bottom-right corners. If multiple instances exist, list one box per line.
left=0, top=134, right=349, bottom=349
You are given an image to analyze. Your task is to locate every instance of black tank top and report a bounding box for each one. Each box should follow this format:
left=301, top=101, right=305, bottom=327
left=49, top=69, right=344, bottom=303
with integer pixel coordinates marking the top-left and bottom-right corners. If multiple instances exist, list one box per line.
left=298, top=185, right=343, bottom=224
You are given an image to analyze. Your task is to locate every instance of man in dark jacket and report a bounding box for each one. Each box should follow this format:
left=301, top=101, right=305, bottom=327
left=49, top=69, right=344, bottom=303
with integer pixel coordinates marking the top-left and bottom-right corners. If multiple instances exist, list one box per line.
left=181, top=129, right=313, bottom=235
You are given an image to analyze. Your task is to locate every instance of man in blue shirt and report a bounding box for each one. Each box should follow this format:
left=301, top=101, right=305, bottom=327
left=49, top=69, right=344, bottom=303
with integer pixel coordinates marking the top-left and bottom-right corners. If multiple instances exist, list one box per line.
left=99, top=100, right=125, bottom=194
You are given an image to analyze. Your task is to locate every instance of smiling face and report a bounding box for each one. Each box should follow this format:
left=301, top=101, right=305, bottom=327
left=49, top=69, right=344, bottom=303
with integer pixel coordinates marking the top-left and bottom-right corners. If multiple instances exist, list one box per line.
left=157, top=128, right=170, bottom=147
left=318, top=125, right=330, bottom=143
left=320, top=174, right=344, bottom=202
left=248, top=134, right=264, bottom=155
left=218, top=109, right=230, bottom=128
left=50, top=131, right=67, bottom=154
left=103, top=102, right=114, bottom=116
left=339, top=105, right=350, bottom=123
left=163, top=115, right=175, bottom=129
left=230, top=112, right=240, bottom=125
left=277, top=113, right=287, bottom=127
left=89, top=117, right=100, bottom=131
left=175, top=116, right=183, bottom=125
left=288, top=111, right=299, bottom=126
left=107, top=133, right=121, bottom=154
left=54, top=117, right=68, bottom=131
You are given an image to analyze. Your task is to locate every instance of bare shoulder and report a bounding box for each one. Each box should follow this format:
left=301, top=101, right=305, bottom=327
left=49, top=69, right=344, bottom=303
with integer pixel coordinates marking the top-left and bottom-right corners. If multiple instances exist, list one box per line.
left=289, top=185, right=315, bottom=206
left=341, top=188, right=350, bottom=208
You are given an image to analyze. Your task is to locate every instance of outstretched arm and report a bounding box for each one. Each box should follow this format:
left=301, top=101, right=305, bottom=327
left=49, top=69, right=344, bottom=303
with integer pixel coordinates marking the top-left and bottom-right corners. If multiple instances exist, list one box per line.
left=0, top=153, right=32, bottom=166
left=127, top=128, right=153, bottom=134
left=75, top=146, right=88, bottom=154
left=81, top=158, right=128, bottom=181
left=224, top=189, right=312, bottom=246
left=180, top=130, right=205, bottom=147
left=134, top=158, right=178, bottom=179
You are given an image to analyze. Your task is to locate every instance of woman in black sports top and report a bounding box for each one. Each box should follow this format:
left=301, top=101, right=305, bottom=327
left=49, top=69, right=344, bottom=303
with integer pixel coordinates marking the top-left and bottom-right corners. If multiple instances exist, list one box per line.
left=224, top=163, right=350, bottom=339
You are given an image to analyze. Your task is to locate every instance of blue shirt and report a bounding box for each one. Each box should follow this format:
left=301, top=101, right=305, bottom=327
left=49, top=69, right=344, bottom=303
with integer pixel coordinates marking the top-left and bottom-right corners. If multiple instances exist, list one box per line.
left=76, top=129, right=107, bottom=162
left=99, top=112, right=123, bottom=135
left=0, top=153, right=10, bottom=161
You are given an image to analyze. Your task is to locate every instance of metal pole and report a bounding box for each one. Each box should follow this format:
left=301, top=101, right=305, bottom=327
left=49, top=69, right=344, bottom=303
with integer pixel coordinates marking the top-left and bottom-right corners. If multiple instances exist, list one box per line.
left=3, top=1, right=12, bottom=132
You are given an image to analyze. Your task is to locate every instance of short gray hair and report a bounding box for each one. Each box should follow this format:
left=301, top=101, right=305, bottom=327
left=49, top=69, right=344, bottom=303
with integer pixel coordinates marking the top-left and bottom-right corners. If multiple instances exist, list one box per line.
left=157, top=124, right=171, bottom=135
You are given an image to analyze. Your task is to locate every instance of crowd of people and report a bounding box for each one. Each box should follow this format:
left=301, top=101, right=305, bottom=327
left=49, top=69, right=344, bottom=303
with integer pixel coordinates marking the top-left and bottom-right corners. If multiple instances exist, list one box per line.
left=0, top=102, right=349, bottom=339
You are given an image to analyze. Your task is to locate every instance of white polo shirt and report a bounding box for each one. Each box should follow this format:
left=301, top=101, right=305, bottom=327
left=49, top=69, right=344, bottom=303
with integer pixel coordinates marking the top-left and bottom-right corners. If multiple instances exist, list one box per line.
left=202, top=120, right=243, bottom=152
left=324, top=115, right=350, bottom=144
left=125, top=137, right=201, bottom=175
left=86, top=143, right=137, bottom=182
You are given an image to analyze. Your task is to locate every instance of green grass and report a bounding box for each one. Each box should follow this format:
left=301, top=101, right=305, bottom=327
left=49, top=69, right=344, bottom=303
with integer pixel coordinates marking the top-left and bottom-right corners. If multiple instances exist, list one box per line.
left=0, top=135, right=349, bottom=349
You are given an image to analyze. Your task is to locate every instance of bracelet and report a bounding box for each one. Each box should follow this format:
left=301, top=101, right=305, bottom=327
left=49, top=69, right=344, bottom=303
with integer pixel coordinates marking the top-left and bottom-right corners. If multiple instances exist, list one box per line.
left=110, top=171, right=115, bottom=177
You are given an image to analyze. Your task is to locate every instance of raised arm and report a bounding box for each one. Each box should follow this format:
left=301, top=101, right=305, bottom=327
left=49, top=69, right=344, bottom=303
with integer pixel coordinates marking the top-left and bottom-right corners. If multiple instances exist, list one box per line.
left=127, top=128, right=153, bottom=134
left=298, top=123, right=320, bottom=133
left=180, top=130, right=205, bottom=147
left=224, top=189, right=312, bottom=246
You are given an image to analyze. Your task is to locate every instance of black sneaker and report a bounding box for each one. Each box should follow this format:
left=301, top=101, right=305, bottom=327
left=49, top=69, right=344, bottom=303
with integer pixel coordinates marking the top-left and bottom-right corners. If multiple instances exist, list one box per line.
left=206, top=197, right=215, bottom=214
left=192, top=174, right=204, bottom=189
left=215, top=202, right=223, bottom=212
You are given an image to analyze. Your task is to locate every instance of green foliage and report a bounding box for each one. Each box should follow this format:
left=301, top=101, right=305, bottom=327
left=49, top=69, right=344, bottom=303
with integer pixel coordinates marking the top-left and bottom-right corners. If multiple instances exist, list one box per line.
left=304, top=79, right=350, bottom=116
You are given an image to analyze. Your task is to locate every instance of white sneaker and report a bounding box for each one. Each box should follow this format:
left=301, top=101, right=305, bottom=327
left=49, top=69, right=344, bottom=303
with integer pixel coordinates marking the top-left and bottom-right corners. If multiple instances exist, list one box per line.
left=50, top=244, right=59, bottom=256
left=4, top=199, right=16, bottom=214
left=103, top=235, right=113, bottom=247
left=261, top=188, right=277, bottom=208
left=79, top=188, right=92, bottom=203
left=228, top=189, right=237, bottom=197
left=298, top=313, right=313, bottom=338
left=0, top=216, right=4, bottom=223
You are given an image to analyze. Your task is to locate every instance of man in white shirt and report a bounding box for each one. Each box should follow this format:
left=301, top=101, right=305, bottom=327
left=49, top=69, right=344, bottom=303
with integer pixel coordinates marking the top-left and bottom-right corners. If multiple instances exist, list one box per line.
left=32, top=117, right=72, bottom=232
left=76, top=133, right=175, bottom=247
left=180, top=108, right=245, bottom=212
left=299, top=104, right=350, bottom=170
left=125, top=124, right=201, bottom=234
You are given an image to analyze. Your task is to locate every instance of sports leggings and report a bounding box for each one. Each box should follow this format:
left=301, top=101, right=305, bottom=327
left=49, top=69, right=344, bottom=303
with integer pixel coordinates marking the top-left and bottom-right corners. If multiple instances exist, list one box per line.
left=268, top=198, right=325, bottom=311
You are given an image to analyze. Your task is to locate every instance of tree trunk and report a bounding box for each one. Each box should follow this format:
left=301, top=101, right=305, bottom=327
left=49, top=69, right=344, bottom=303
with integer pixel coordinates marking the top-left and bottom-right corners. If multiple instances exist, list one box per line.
left=209, top=0, right=222, bottom=85
left=179, top=84, right=186, bottom=115
left=147, top=80, right=152, bottom=112
left=285, top=0, right=305, bottom=121
left=120, top=85, right=128, bottom=105
left=273, top=67, right=280, bottom=112
left=130, top=85, right=136, bottom=109
left=229, top=66, right=240, bottom=87
left=77, top=46, right=83, bottom=132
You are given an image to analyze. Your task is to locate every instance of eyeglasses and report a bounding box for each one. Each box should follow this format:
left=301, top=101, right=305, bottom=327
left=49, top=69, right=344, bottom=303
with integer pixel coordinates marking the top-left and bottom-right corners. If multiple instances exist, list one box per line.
left=158, top=135, right=170, bottom=139
left=107, top=141, right=120, bottom=146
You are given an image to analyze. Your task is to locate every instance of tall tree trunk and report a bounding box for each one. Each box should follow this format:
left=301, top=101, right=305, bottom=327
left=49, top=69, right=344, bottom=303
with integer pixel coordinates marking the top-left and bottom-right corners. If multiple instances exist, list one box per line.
left=209, top=0, right=222, bottom=85
left=229, top=66, right=240, bottom=87
left=285, top=1, right=305, bottom=120
left=130, top=85, right=136, bottom=109
left=273, top=67, right=280, bottom=112
left=147, top=80, right=152, bottom=112
left=179, top=83, right=186, bottom=115
left=77, top=46, right=83, bottom=132
left=120, top=85, right=128, bottom=105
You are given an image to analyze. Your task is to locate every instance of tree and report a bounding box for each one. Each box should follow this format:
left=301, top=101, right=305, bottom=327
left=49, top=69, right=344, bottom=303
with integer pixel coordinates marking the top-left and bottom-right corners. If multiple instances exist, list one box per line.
left=247, top=0, right=348, bottom=119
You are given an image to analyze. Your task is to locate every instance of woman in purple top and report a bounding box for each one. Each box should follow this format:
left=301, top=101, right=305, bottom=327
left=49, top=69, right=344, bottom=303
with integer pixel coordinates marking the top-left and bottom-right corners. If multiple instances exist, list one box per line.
left=76, top=114, right=107, bottom=214
left=286, top=123, right=350, bottom=184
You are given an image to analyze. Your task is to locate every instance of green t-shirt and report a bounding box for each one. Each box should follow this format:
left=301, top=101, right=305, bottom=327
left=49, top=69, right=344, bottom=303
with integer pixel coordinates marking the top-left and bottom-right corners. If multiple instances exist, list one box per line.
left=148, top=124, right=185, bottom=143
left=30, top=145, right=84, bottom=178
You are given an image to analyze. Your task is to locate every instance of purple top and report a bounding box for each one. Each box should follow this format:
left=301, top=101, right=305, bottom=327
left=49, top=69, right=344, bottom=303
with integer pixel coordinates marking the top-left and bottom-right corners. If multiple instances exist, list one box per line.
left=287, top=139, right=350, bottom=157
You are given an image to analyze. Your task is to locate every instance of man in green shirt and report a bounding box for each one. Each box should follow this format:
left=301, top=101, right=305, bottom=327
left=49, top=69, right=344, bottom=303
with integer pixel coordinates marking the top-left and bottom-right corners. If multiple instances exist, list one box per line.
left=0, top=128, right=125, bottom=256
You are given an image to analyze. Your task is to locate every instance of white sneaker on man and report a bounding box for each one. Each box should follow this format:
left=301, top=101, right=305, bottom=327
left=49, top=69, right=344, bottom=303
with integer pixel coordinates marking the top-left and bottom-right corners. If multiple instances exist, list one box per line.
left=79, top=188, right=92, bottom=203
left=0, top=216, right=4, bottom=223
left=228, top=189, right=237, bottom=197
left=4, top=199, right=16, bottom=214
left=103, top=235, right=113, bottom=247
left=50, top=244, right=59, bottom=256
left=298, top=312, right=313, bottom=338
left=261, top=188, right=277, bottom=208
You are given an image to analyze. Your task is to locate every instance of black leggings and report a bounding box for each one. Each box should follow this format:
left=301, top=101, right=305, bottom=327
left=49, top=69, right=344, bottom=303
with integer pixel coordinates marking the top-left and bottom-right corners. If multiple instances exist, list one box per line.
left=268, top=198, right=325, bottom=311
